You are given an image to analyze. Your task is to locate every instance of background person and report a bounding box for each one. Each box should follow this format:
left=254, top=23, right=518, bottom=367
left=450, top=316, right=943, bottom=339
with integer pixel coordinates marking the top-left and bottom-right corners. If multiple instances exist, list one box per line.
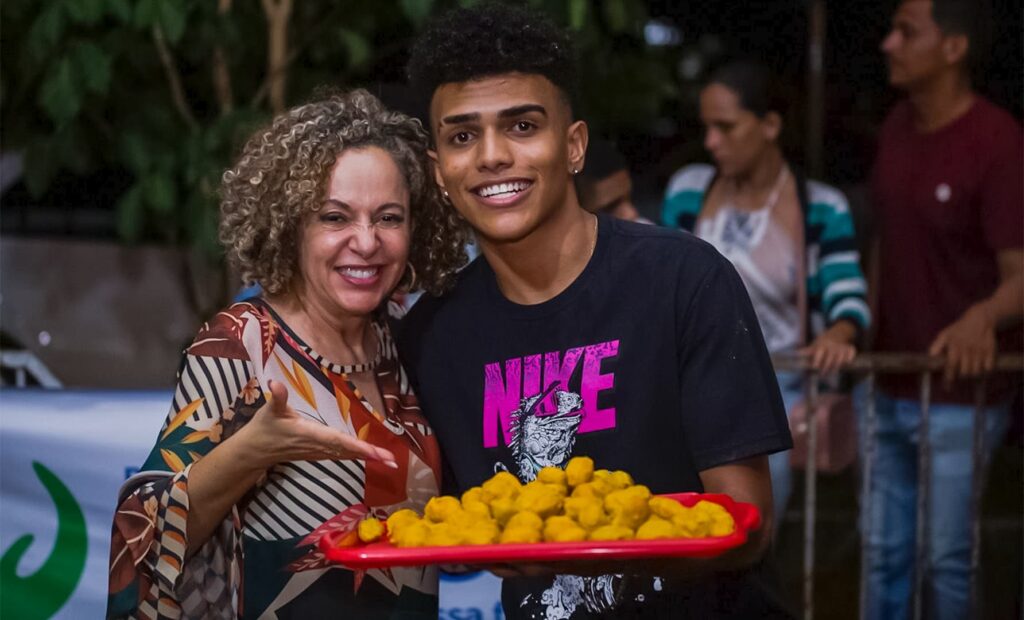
left=576, top=139, right=651, bottom=223
left=864, top=1, right=1023, bottom=618
left=662, top=60, right=870, bottom=526
left=107, top=90, right=468, bottom=619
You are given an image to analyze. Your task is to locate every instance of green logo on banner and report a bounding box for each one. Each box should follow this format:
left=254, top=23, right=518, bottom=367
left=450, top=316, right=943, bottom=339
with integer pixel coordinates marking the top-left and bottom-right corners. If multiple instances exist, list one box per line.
left=1, top=462, right=88, bottom=619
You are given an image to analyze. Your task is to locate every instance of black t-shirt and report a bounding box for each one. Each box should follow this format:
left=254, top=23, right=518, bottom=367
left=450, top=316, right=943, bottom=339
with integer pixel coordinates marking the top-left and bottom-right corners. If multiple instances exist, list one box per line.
left=399, top=216, right=793, bottom=619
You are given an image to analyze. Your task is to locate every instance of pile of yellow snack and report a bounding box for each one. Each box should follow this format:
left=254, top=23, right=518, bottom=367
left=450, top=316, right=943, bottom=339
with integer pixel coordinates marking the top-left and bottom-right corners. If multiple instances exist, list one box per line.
left=353, top=457, right=736, bottom=548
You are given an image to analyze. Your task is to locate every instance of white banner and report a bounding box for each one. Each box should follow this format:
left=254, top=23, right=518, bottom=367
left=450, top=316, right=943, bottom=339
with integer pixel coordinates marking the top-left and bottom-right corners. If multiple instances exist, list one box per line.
left=0, top=389, right=502, bottom=619
left=0, top=389, right=169, bottom=619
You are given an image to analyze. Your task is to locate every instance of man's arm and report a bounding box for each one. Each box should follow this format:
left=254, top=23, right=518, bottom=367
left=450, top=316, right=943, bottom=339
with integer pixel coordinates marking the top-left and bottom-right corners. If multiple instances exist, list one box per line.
left=929, top=248, right=1023, bottom=382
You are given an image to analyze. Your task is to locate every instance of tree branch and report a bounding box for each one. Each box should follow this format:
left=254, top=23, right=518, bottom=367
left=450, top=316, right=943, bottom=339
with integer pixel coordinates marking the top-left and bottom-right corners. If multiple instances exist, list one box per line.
left=152, top=26, right=198, bottom=130
left=261, top=0, right=293, bottom=114
left=212, top=0, right=235, bottom=115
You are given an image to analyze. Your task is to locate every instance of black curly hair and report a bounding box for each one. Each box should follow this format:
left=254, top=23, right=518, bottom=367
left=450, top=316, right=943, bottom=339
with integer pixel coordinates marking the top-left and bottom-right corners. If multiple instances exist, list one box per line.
left=406, top=2, right=578, bottom=117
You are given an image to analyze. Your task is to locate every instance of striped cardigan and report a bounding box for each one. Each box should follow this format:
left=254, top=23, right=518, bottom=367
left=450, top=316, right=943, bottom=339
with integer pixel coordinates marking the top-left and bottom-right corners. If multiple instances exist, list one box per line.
left=662, top=164, right=870, bottom=339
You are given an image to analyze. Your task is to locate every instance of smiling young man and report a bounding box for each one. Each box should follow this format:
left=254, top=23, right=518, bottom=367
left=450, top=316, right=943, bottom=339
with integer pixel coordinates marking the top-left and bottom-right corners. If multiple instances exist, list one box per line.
left=864, top=1, right=1023, bottom=618
left=399, top=4, right=793, bottom=618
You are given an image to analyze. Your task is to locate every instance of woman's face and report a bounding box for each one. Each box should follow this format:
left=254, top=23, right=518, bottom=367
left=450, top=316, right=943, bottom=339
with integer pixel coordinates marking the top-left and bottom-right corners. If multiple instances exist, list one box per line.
left=296, top=146, right=411, bottom=319
left=699, top=83, right=779, bottom=178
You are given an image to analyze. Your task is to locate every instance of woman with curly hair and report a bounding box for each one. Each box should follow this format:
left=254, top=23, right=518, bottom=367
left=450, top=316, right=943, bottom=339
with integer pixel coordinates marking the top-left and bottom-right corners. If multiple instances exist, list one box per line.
left=108, top=89, right=468, bottom=619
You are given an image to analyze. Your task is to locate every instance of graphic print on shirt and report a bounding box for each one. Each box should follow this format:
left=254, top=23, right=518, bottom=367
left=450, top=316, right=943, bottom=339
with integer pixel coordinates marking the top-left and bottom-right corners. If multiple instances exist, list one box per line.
left=483, top=341, right=627, bottom=617
left=495, top=381, right=584, bottom=482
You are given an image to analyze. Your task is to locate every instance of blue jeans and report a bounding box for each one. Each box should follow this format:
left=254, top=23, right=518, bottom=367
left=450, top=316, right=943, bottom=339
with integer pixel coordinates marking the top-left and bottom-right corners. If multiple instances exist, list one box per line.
left=768, top=371, right=804, bottom=531
left=855, top=386, right=1010, bottom=620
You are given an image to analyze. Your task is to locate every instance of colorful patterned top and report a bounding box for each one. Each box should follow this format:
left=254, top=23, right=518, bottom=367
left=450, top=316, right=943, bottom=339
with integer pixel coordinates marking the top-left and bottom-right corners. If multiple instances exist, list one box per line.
left=107, top=299, right=442, bottom=619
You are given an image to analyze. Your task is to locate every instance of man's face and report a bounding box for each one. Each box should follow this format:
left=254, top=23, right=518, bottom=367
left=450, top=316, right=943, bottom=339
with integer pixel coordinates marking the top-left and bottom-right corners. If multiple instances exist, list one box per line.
left=881, top=0, right=955, bottom=89
left=429, top=73, right=587, bottom=244
left=581, top=169, right=639, bottom=221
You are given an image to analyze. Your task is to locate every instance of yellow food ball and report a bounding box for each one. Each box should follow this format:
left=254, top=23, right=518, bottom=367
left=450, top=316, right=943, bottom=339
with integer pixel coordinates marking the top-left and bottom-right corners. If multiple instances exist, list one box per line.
left=425, top=522, right=464, bottom=546
left=588, top=524, right=634, bottom=541
left=672, top=506, right=712, bottom=538
left=709, top=513, right=736, bottom=537
left=386, top=508, right=420, bottom=533
left=357, top=517, right=385, bottom=543
left=464, top=500, right=492, bottom=520
left=463, top=520, right=501, bottom=545
left=514, top=482, right=566, bottom=518
left=424, top=496, right=462, bottom=523
left=489, top=496, right=518, bottom=526
left=572, top=478, right=614, bottom=499
left=609, top=470, right=634, bottom=490
left=564, top=496, right=608, bottom=530
left=482, top=471, right=522, bottom=501
left=536, top=466, right=568, bottom=487
left=543, top=515, right=588, bottom=542
left=636, top=516, right=678, bottom=540
left=391, top=519, right=429, bottom=547
left=505, top=511, right=544, bottom=531
left=565, top=456, right=595, bottom=487
left=461, top=486, right=485, bottom=506
left=500, top=526, right=542, bottom=544
left=648, top=496, right=687, bottom=520
left=604, top=488, right=650, bottom=530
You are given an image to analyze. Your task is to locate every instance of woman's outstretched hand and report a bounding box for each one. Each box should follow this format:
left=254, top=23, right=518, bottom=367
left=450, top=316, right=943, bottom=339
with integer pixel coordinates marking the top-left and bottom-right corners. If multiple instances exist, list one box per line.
left=238, top=379, right=398, bottom=471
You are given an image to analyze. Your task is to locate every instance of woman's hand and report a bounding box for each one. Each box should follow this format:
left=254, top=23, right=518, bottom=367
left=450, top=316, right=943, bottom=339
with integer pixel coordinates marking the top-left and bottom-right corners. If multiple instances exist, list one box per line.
left=237, top=380, right=398, bottom=472
left=798, top=321, right=857, bottom=375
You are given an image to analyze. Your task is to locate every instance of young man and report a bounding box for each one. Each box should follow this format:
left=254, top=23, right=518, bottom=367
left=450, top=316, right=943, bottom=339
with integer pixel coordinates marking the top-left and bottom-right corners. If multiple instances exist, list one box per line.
left=866, top=1, right=1023, bottom=618
left=401, top=4, right=793, bottom=618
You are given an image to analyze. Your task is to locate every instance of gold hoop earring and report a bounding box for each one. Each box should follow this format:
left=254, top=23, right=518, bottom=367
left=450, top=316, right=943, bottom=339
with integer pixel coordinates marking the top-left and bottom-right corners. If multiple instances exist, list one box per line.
left=403, top=262, right=418, bottom=291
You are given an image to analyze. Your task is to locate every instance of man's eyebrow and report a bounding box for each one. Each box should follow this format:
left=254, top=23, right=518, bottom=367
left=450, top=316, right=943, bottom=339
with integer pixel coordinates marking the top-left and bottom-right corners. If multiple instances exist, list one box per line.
left=439, top=104, right=548, bottom=127
left=498, top=104, right=547, bottom=119
left=440, top=112, right=480, bottom=126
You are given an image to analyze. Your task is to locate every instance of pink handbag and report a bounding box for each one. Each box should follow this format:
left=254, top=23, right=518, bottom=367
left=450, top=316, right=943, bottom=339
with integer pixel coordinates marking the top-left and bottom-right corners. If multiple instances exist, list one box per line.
left=788, top=392, right=858, bottom=473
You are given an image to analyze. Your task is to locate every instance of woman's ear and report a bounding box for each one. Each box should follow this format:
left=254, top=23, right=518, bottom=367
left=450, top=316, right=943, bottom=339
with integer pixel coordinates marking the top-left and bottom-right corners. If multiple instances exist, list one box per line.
left=762, top=111, right=782, bottom=143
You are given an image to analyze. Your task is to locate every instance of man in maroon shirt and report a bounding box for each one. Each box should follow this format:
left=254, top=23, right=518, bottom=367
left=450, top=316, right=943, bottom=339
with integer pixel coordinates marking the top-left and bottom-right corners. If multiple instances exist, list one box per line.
left=865, top=1, right=1023, bottom=618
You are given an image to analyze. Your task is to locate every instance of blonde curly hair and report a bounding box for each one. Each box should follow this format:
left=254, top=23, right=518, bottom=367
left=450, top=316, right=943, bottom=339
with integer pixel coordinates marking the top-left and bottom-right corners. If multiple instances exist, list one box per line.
left=219, top=89, right=468, bottom=296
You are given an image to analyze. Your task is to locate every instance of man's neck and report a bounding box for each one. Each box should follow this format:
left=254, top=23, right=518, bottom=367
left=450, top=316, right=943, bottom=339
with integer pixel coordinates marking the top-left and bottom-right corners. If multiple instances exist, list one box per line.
left=907, top=71, right=975, bottom=133
left=479, top=204, right=597, bottom=306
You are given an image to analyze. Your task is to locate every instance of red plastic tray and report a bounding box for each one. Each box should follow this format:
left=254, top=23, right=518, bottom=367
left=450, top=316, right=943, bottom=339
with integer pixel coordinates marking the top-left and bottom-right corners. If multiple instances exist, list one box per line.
left=319, top=493, right=760, bottom=569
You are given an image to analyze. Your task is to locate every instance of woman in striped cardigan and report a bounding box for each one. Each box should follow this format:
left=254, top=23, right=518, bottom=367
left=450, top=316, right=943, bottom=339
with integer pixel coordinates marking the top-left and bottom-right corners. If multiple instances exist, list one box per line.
left=661, top=60, right=870, bottom=527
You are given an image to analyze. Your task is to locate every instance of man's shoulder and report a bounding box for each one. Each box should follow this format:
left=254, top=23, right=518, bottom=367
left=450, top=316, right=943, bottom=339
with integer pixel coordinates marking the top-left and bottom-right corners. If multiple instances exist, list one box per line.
left=399, top=259, right=488, bottom=339
left=972, top=96, right=1023, bottom=132
left=605, top=218, right=729, bottom=279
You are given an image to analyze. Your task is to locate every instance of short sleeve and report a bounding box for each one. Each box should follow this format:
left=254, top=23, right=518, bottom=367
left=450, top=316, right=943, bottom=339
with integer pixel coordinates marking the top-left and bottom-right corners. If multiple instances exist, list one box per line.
left=675, top=257, right=792, bottom=471
left=980, top=125, right=1024, bottom=251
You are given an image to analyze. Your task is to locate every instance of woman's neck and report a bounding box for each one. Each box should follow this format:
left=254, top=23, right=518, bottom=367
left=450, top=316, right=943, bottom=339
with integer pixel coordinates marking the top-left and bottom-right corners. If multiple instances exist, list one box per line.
left=265, top=289, right=375, bottom=365
left=730, top=148, right=785, bottom=196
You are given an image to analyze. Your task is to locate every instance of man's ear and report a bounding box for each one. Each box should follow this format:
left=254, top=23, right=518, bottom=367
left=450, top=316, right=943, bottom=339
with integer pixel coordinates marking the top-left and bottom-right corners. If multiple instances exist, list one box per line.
left=942, top=33, right=969, bottom=67
left=428, top=149, right=445, bottom=193
left=762, top=111, right=782, bottom=143
left=567, top=120, right=589, bottom=173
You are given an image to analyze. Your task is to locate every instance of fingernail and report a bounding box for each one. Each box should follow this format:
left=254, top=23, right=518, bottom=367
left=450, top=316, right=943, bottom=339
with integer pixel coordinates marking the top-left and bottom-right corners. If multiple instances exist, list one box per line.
left=384, top=460, right=399, bottom=469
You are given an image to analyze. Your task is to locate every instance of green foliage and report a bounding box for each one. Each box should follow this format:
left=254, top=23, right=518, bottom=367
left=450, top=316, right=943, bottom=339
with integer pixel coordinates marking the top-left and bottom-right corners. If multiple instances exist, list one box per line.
left=2, top=0, right=678, bottom=257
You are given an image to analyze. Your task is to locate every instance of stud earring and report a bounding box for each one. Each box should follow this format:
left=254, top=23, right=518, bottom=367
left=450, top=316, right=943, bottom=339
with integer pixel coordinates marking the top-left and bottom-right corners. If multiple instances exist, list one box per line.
left=571, top=168, right=580, bottom=175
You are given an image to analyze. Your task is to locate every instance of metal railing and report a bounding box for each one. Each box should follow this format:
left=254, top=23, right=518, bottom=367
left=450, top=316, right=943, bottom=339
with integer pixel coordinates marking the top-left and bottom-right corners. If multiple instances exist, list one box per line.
left=0, top=349, right=63, bottom=388
left=770, top=352, right=1024, bottom=620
